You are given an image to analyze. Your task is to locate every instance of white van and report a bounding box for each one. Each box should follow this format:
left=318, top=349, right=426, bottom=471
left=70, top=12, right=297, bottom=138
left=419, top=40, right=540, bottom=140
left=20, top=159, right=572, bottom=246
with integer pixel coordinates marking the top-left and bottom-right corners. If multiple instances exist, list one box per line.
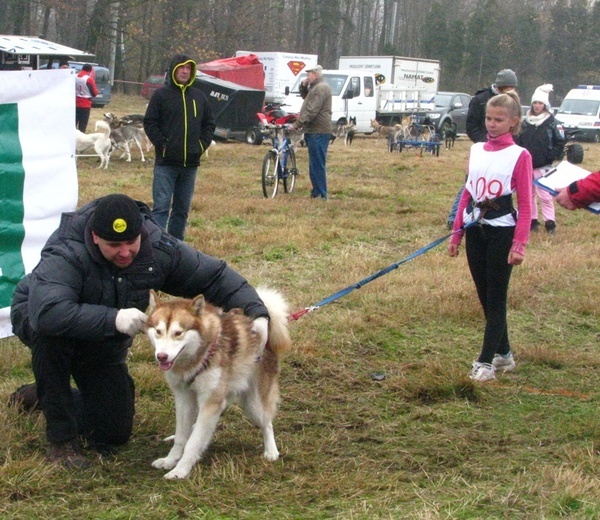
left=555, top=85, right=600, bottom=143
left=283, top=70, right=377, bottom=133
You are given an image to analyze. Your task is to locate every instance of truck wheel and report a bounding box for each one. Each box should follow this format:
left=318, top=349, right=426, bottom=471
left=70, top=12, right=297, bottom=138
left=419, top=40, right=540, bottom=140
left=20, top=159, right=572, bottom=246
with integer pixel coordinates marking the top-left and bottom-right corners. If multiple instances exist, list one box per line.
left=246, top=128, right=263, bottom=145
left=594, top=132, right=600, bottom=144
left=566, top=143, right=584, bottom=165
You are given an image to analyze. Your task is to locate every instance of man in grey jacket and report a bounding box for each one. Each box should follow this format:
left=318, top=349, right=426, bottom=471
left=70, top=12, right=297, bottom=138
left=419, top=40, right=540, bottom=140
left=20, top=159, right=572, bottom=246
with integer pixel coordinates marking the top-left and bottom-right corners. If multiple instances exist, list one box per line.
left=10, top=194, right=269, bottom=468
left=295, top=65, right=332, bottom=199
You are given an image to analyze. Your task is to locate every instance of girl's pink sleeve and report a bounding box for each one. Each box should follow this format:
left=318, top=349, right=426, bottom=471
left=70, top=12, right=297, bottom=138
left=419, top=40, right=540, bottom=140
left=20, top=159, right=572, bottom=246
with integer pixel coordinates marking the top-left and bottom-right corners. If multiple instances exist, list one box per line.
left=450, top=178, right=472, bottom=245
left=510, top=150, right=533, bottom=254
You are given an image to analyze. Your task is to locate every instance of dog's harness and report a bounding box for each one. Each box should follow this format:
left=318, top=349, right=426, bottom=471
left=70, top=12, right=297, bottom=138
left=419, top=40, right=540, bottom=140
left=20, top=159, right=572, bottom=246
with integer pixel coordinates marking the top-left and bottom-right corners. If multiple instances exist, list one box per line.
left=184, top=329, right=221, bottom=386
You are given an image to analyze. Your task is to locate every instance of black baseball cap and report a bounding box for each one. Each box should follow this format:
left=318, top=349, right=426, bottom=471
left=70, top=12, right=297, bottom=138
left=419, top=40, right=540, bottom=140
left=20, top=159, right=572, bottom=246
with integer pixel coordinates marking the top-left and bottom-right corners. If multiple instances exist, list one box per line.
left=90, top=194, right=143, bottom=241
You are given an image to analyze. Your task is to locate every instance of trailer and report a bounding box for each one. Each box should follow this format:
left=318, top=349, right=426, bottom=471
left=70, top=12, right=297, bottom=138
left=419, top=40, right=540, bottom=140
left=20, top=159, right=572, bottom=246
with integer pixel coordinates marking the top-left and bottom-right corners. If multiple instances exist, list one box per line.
left=0, top=35, right=93, bottom=70
left=193, top=72, right=265, bottom=143
left=235, top=50, right=318, bottom=103
left=0, top=36, right=112, bottom=107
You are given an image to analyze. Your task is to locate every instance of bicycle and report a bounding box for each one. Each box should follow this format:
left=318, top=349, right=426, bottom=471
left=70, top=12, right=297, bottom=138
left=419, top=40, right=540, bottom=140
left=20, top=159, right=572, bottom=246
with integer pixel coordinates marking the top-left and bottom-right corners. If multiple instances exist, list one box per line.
left=261, top=124, right=299, bottom=198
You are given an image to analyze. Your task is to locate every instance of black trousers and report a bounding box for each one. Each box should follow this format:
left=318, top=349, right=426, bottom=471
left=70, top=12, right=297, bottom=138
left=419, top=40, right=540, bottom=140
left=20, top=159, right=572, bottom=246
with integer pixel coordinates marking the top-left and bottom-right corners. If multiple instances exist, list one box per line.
left=465, top=225, right=515, bottom=364
left=75, top=107, right=91, bottom=133
left=30, top=335, right=135, bottom=446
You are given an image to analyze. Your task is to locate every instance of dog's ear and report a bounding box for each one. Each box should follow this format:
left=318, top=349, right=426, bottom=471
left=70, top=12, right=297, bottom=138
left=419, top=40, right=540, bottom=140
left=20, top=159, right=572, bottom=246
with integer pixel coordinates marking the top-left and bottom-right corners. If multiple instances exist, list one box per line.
left=191, top=294, right=206, bottom=316
left=148, top=290, right=160, bottom=313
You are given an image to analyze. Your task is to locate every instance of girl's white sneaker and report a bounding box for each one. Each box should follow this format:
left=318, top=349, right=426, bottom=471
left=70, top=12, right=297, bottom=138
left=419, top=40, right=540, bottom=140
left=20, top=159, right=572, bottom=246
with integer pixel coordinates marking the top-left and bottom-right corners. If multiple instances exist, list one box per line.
left=468, top=362, right=496, bottom=382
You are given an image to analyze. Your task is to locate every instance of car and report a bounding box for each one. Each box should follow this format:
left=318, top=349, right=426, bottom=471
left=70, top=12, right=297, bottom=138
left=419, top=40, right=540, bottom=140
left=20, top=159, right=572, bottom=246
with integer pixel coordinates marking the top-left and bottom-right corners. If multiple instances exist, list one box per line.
left=141, top=74, right=165, bottom=99
left=426, top=92, right=472, bottom=135
left=43, top=60, right=112, bottom=108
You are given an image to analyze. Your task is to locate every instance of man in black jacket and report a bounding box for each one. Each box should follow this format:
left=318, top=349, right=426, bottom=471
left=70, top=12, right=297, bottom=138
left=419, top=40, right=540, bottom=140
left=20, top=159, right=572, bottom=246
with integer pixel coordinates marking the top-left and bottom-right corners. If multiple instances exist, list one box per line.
left=10, top=194, right=269, bottom=468
left=144, top=54, right=216, bottom=240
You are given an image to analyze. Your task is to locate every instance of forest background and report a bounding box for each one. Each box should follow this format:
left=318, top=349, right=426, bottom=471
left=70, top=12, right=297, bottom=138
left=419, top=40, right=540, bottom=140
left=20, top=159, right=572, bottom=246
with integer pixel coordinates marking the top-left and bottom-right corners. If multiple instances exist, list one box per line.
left=2, top=0, right=600, bottom=105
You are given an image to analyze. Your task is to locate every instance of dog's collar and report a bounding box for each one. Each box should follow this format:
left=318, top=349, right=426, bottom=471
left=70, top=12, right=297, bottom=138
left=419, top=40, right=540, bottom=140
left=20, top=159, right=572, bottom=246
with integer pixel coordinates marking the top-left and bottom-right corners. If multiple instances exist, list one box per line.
left=185, top=329, right=220, bottom=386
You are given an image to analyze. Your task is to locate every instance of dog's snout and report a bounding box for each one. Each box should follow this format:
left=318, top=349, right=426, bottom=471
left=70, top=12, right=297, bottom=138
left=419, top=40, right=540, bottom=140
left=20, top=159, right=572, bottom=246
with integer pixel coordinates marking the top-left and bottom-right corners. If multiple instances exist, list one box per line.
left=156, top=352, right=169, bottom=362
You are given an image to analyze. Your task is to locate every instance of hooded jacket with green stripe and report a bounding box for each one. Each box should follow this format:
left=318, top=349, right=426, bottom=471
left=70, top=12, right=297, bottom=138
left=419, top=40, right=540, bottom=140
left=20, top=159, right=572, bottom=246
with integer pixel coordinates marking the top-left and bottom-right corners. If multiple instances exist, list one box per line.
left=144, top=54, right=216, bottom=167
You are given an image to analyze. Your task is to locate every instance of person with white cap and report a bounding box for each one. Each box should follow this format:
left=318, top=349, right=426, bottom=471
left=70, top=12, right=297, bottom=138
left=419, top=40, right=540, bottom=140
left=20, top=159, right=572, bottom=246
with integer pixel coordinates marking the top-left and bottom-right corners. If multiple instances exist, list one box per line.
left=447, top=69, right=519, bottom=229
left=515, top=84, right=565, bottom=234
left=293, top=64, right=332, bottom=199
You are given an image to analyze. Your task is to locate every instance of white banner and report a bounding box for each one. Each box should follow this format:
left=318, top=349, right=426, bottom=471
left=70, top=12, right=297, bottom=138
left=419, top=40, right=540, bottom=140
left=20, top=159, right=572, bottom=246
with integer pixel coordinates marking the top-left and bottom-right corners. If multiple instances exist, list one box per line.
left=0, top=70, right=78, bottom=338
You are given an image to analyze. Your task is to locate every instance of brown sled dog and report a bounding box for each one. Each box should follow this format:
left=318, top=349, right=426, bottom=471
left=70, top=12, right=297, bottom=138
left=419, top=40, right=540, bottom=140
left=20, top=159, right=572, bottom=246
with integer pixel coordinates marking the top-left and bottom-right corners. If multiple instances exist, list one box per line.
left=146, top=287, right=291, bottom=479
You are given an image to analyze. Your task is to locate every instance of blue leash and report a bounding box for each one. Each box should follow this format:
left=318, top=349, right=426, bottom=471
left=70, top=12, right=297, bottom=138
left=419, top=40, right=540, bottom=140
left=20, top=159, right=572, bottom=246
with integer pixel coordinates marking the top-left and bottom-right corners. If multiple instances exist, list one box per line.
left=289, top=221, right=477, bottom=320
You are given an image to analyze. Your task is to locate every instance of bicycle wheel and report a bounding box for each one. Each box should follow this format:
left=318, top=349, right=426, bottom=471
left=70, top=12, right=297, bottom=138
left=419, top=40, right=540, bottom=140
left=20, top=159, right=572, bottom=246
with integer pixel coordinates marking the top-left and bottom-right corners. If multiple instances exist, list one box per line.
left=262, top=151, right=279, bottom=198
left=283, top=148, right=297, bottom=193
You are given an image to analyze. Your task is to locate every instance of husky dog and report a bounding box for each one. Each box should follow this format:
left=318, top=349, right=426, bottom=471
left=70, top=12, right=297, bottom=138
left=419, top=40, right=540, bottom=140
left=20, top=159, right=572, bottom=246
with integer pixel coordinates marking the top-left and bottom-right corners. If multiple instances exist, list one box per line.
left=109, top=125, right=147, bottom=162
left=146, top=287, right=292, bottom=480
left=370, top=119, right=402, bottom=143
left=75, top=120, right=111, bottom=169
left=443, top=122, right=458, bottom=149
left=332, top=116, right=356, bottom=146
left=345, top=116, right=357, bottom=146
left=104, top=112, right=151, bottom=159
left=103, top=112, right=144, bottom=128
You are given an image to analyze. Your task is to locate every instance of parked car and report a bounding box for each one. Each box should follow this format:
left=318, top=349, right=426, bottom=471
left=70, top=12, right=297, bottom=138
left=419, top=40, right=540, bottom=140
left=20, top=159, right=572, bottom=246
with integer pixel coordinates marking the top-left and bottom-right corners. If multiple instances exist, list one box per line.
left=43, top=60, right=112, bottom=108
left=141, top=74, right=165, bottom=99
left=426, top=92, right=472, bottom=135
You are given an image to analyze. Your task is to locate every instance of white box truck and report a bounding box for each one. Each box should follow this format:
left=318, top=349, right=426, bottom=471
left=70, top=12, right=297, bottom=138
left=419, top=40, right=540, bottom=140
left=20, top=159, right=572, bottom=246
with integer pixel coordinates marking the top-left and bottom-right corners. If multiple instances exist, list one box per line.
left=555, top=85, right=600, bottom=143
left=235, top=51, right=318, bottom=104
left=337, top=56, right=440, bottom=97
left=282, top=69, right=435, bottom=135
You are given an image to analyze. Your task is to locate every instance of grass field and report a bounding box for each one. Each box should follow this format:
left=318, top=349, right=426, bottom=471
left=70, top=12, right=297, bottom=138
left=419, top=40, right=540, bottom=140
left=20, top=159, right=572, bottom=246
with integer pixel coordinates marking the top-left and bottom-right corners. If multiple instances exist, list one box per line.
left=0, top=94, right=598, bottom=519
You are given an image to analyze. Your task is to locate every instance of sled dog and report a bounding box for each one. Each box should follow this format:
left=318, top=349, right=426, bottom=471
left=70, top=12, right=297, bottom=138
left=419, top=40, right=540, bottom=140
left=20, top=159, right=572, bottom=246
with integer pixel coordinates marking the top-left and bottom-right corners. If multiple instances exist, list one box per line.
left=444, top=122, right=458, bottom=149
left=370, top=119, right=402, bottom=143
left=75, top=120, right=111, bottom=169
left=146, top=287, right=292, bottom=479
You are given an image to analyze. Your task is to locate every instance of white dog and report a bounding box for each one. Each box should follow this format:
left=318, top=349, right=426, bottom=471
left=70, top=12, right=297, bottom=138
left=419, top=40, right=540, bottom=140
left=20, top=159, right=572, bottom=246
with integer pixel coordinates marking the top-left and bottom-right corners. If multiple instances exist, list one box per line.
left=75, top=121, right=111, bottom=169
left=146, top=287, right=292, bottom=480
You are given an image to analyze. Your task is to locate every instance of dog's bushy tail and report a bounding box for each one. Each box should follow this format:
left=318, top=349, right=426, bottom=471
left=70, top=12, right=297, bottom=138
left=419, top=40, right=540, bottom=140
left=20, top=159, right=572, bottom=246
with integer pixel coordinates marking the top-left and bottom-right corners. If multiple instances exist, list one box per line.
left=256, top=287, right=292, bottom=356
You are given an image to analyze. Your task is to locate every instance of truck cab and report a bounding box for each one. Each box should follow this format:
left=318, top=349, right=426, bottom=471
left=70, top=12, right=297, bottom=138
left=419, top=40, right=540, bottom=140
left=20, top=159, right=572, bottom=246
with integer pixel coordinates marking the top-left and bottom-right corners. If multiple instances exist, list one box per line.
left=283, top=70, right=377, bottom=133
left=556, top=85, right=600, bottom=143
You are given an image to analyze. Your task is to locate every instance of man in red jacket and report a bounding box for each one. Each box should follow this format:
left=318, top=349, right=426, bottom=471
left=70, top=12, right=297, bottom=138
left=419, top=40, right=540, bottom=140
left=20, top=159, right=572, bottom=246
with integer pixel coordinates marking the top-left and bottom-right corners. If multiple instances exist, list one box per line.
left=75, top=64, right=99, bottom=132
left=555, top=171, right=600, bottom=210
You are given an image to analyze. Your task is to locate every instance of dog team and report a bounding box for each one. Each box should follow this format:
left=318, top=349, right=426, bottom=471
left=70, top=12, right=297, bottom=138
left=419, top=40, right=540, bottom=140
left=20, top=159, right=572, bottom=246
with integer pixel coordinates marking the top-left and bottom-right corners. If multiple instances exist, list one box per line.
left=75, top=112, right=150, bottom=169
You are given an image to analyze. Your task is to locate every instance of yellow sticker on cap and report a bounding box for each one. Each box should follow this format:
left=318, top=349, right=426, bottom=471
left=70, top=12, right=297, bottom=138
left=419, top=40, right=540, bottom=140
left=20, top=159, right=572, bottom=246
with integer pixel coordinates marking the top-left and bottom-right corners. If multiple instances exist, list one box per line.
left=113, top=218, right=127, bottom=233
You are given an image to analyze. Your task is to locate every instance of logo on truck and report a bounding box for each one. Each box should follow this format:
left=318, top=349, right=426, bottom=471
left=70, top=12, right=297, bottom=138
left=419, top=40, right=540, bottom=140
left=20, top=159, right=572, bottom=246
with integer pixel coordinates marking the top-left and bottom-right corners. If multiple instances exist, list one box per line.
left=287, top=61, right=307, bottom=76
left=403, top=73, right=435, bottom=84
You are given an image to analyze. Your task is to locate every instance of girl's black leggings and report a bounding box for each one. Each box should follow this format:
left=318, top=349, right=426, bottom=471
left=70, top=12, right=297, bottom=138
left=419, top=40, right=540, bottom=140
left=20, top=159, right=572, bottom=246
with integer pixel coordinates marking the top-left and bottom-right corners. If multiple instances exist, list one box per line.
left=465, top=224, right=515, bottom=364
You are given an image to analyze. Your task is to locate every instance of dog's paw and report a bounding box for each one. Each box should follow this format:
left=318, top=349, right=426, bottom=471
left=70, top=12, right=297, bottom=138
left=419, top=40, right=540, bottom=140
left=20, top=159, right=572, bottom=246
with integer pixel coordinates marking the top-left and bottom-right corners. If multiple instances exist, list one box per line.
left=263, top=448, right=280, bottom=461
left=164, top=466, right=192, bottom=480
left=152, top=457, right=178, bottom=470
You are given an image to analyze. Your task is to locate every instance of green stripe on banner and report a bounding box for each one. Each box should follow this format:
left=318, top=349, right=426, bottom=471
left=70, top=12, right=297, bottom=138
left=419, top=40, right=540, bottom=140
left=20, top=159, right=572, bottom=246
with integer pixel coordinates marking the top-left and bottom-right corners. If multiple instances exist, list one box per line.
left=0, top=103, right=26, bottom=308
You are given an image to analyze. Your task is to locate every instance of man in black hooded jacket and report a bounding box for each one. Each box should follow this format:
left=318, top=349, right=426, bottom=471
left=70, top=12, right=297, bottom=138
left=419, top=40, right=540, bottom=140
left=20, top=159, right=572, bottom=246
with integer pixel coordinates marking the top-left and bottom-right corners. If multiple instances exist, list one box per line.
left=10, top=194, right=269, bottom=468
left=144, top=54, right=216, bottom=240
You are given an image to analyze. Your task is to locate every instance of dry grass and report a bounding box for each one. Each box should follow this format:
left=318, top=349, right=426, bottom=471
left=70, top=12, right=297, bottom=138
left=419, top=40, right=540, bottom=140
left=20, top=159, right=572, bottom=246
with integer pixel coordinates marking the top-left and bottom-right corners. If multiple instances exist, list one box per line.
left=0, top=94, right=598, bottom=519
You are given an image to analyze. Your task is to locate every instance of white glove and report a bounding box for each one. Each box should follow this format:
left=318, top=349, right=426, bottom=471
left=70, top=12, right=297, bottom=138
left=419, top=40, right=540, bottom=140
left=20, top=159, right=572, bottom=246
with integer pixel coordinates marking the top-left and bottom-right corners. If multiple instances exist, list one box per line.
left=251, top=317, right=269, bottom=358
left=116, top=308, right=147, bottom=336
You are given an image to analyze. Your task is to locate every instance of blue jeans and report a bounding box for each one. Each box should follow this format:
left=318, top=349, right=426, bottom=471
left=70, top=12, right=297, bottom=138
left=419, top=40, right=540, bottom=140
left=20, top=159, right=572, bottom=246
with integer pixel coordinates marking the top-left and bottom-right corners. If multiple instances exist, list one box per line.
left=304, top=133, right=330, bottom=199
left=152, top=164, right=198, bottom=240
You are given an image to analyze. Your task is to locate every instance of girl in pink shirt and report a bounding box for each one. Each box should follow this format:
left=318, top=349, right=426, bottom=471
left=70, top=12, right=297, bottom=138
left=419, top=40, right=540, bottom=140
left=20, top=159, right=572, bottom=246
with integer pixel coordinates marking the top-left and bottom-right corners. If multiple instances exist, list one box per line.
left=448, top=92, right=532, bottom=382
